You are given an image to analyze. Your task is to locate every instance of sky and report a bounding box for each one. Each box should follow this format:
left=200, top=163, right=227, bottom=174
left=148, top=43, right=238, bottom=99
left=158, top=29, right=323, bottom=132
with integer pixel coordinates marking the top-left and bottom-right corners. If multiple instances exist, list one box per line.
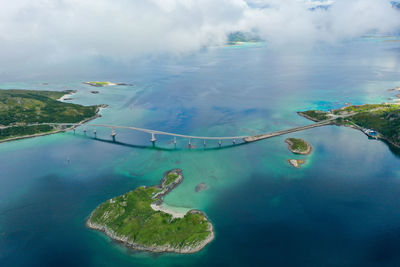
left=0, top=0, right=399, bottom=78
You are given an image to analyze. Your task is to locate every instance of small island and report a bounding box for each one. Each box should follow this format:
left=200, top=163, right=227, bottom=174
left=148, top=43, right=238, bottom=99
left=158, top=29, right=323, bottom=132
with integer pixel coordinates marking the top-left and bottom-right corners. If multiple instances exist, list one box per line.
left=195, top=183, right=209, bottom=192
left=83, top=81, right=129, bottom=87
left=299, top=103, right=400, bottom=148
left=0, top=89, right=104, bottom=142
left=288, top=159, right=305, bottom=168
left=87, top=169, right=214, bottom=254
left=285, top=138, right=312, bottom=155
left=227, top=31, right=262, bottom=46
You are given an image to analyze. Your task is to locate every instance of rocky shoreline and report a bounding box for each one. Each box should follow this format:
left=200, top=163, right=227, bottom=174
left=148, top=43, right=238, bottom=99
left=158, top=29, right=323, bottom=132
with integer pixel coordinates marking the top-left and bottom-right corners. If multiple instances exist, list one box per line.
left=86, top=169, right=215, bottom=254
left=288, top=159, right=305, bottom=168
left=86, top=214, right=214, bottom=254
left=285, top=138, right=312, bottom=155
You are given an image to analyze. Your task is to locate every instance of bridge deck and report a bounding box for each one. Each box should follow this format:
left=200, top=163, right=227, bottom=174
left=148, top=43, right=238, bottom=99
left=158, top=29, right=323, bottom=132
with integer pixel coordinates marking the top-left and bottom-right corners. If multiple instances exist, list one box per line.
left=43, top=117, right=341, bottom=142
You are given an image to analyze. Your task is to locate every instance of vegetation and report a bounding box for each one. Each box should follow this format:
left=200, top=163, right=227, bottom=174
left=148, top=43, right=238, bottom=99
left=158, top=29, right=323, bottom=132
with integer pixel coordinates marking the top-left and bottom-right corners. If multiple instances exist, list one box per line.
left=0, top=89, right=100, bottom=140
left=0, top=125, right=54, bottom=140
left=227, top=31, right=262, bottom=44
left=164, top=172, right=179, bottom=187
left=88, top=170, right=213, bottom=253
left=298, top=110, right=329, bottom=121
left=285, top=138, right=312, bottom=155
left=332, top=104, right=398, bottom=115
left=83, top=81, right=116, bottom=87
left=301, top=103, right=400, bottom=147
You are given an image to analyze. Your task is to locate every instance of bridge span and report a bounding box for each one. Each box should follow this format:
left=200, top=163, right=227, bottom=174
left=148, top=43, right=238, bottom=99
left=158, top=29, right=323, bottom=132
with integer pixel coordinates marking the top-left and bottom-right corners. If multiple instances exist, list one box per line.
left=42, top=115, right=344, bottom=145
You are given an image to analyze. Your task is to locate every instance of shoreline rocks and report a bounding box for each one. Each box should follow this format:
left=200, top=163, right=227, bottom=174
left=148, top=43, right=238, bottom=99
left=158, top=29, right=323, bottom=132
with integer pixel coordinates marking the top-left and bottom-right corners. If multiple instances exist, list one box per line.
left=86, top=169, right=214, bottom=254
left=195, top=183, right=209, bottom=192
left=288, top=159, right=305, bottom=168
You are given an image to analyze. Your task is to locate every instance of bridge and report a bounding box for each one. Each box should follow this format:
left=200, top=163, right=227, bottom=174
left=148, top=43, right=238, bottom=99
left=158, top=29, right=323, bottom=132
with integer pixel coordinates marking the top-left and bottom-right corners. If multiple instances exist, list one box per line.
left=38, top=114, right=348, bottom=146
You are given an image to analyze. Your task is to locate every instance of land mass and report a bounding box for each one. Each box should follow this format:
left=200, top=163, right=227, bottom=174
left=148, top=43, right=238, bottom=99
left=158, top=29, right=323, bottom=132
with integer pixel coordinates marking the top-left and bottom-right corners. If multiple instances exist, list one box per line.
left=285, top=138, right=312, bottom=155
left=87, top=169, right=214, bottom=254
left=83, top=81, right=130, bottom=87
left=227, top=31, right=262, bottom=45
left=0, top=89, right=104, bottom=142
left=299, top=103, right=400, bottom=148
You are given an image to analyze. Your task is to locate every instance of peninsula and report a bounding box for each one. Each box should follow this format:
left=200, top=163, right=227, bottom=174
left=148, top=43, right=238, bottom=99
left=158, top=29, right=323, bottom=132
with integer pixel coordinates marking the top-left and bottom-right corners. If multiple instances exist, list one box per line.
left=299, top=103, right=400, bottom=148
left=0, top=89, right=103, bottom=142
left=87, top=169, right=214, bottom=253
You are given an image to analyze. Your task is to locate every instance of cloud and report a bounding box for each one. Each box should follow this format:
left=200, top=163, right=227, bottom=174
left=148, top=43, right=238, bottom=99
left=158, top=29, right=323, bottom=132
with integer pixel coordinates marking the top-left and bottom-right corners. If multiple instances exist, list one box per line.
left=0, top=0, right=399, bottom=76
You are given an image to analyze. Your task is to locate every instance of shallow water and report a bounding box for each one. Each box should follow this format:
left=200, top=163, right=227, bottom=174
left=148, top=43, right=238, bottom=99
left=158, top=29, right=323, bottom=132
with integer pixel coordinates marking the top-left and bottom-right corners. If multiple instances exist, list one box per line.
left=1, top=40, right=400, bottom=266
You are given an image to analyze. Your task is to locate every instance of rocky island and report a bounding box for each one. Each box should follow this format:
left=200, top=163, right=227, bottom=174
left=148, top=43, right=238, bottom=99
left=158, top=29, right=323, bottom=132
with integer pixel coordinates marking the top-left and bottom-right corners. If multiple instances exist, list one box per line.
left=285, top=138, right=312, bottom=155
left=0, top=89, right=104, bottom=142
left=288, top=159, right=305, bottom=168
left=87, top=169, right=214, bottom=254
left=299, top=103, right=400, bottom=148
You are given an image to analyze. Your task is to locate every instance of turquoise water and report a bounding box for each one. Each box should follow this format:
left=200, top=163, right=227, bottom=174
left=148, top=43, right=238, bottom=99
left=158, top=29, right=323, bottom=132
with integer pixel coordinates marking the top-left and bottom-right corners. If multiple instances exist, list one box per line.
left=2, top=40, right=400, bottom=266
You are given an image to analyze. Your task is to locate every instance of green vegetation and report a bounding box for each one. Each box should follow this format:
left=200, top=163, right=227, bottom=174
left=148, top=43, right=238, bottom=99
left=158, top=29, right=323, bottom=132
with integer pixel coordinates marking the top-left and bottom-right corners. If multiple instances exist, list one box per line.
left=164, top=172, right=179, bottom=186
left=83, top=81, right=116, bottom=87
left=285, top=138, right=312, bottom=155
left=0, top=89, right=100, bottom=140
left=332, top=104, right=398, bottom=115
left=87, top=170, right=213, bottom=253
left=227, top=31, right=262, bottom=44
left=298, top=110, right=329, bottom=121
left=0, top=125, right=54, bottom=141
left=301, top=103, right=400, bottom=147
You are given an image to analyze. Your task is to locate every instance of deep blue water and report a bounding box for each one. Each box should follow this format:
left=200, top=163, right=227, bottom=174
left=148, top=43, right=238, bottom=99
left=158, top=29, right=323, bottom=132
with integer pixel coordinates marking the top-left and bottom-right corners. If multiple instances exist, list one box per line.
left=1, top=40, right=400, bottom=266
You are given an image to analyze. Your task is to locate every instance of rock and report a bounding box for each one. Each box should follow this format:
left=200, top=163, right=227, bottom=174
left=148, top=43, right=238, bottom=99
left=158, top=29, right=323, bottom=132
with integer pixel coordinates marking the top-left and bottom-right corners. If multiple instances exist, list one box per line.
left=288, top=159, right=305, bottom=168
left=195, top=183, right=209, bottom=192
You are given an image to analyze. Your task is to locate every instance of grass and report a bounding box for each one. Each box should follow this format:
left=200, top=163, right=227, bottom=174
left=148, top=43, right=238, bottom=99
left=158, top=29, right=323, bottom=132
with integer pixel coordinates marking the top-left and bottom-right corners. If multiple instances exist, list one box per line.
left=85, top=81, right=113, bottom=86
left=0, top=125, right=55, bottom=140
left=164, top=173, right=179, bottom=186
left=302, top=103, right=400, bottom=146
left=286, top=138, right=310, bottom=153
left=89, top=173, right=212, bottom=250
left=0, top=89, right=99, bottom=139
left=299, top=110, right=329, bottom=121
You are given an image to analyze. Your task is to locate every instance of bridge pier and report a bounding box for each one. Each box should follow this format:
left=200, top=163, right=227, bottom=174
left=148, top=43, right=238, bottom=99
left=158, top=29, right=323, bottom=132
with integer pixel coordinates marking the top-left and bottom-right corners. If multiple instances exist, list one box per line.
left=151, top=132, right=157, bottom=143
left=174, top=136, right=176, bottom=145
left=218, top=140, right=222, bottom=146
left=188, top=139, right=191, bottom=148
left=111, top=128, right=116, bottom=141
left=73, top=128, right=75, bottom=134
left=203, top=140, right=206, bottom=147
left=83, top=129, right=87, bottom=135
left=233, top=139, right=236, bottom=145
left=93, top=129, right=97, bottom=138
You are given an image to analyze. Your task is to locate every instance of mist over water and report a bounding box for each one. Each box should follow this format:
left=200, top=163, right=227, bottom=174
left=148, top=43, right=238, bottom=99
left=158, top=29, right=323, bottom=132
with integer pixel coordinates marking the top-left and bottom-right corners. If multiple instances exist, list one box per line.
left=1, top=39, right=400, bottom=266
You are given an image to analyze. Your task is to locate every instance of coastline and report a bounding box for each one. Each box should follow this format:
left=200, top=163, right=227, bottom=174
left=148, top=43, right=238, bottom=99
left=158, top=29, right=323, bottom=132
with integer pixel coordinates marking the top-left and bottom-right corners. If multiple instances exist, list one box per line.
left=86, top=169, right=215, bottom=254
left=0, top=92, right=107, bottom=144
left=86, top=213, right=214, bottom=254
left=57, top=90, right=77, bottom=101
left=285, top=138, right=312, bottom=155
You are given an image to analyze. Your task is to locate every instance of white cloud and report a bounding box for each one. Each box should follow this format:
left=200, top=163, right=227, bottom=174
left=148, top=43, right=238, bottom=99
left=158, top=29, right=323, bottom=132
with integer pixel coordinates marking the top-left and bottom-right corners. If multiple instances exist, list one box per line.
left=0, top=0, right=399, bottom=74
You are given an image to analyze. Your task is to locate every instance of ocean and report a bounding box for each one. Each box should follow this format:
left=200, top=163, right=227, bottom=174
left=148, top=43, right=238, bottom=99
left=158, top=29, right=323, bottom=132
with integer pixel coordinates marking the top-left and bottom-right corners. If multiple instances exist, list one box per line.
left=1, top=39, right=400, bottom=266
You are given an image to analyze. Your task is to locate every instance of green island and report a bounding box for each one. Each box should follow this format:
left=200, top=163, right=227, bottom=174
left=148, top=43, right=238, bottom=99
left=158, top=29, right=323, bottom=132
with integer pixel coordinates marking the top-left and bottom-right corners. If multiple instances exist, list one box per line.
left=86, top=169, right=214, bottom=254
left=299, top=103, right=400, bottom=148
left=285, top=138, right=312, bottom=155
left=83, top=81, right=128, bottom=87
left=0, top=89, right=104, bottom=142
left=227, top=31, right=262, bottom=45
